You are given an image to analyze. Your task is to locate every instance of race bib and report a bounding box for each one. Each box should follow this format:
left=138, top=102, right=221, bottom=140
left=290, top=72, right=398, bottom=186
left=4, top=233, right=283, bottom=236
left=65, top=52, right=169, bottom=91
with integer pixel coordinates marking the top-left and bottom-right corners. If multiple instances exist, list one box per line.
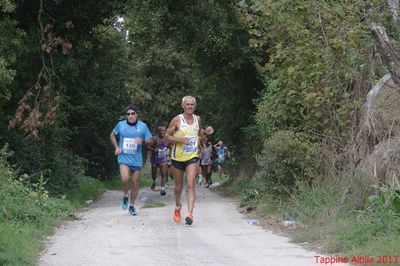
left=122, top=138, right=138, bottom=154
left=158, top=147, right=167, bottom=158
left=182, top=136, right=198, bottom=153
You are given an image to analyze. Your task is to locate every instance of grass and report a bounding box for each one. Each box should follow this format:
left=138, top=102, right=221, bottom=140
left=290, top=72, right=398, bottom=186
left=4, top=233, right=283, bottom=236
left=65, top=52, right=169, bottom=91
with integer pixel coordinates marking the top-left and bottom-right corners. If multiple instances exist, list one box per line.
left=142, top=201, right=166, bottom=208
left=221, top=177, right=400, bottom=265
left=0, top=224, right=41, bottom=266
left=0, top=172, right=105, bottom=265
left=66, top=175, right=105, bottom=207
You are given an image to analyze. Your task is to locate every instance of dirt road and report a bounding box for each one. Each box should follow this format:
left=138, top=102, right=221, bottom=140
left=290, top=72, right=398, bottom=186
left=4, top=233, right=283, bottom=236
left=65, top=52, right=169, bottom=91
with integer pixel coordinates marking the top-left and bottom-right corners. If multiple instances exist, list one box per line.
left=39, top=184, right=332, bottom=266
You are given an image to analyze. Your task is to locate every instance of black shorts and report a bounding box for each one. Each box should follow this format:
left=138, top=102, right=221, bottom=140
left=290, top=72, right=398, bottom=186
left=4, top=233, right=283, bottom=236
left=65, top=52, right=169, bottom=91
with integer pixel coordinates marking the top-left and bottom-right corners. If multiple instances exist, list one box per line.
left=171, top=157, right=199, bottom=171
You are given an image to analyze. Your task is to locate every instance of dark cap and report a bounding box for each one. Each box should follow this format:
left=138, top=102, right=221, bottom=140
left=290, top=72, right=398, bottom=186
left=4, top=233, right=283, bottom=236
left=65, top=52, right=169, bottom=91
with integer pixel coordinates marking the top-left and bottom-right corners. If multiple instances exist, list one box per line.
left=125, top=104, right=139, bottom=113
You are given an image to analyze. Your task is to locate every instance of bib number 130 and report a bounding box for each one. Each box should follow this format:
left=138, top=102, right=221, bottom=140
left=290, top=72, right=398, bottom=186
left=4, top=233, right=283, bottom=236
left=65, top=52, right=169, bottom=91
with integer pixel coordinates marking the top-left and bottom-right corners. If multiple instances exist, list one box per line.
left=122, top=138, right=138, bottom=154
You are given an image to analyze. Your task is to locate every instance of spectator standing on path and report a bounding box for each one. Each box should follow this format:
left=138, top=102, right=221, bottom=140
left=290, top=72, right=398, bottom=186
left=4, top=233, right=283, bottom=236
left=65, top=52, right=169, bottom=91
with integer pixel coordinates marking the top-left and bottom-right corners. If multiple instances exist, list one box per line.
left=110, top=104, right=153, bottom=216
left=165, top=95, right=213, bottom=225
left=214, top=140, right=229, bottom=180
left=148, top=125, right=169, bottom=196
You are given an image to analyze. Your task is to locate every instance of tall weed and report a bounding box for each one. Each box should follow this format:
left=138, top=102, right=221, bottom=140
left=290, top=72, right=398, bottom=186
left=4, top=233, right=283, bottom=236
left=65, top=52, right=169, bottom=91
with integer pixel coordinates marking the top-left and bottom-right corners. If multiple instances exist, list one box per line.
left=287, top=180, right=351, bottom=222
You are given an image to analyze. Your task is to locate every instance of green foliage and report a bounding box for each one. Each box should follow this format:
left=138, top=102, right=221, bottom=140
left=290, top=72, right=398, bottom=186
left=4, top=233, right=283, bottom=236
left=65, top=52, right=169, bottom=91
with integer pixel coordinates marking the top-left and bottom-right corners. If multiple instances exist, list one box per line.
left=239, top=178, right=266, bottom=207
left=367, top=185, right=400, bottom=215
left=66, top=175, right=105, bottom=207
left=142, top=201, right=166, bottom=208
left=0, top=144, right=73, bottom=226
left=126, top=42, right=201, bottom=129
left=287, top=180, right=350, bottom=222
left=0, top=224, right=38, bottom=266
left=327, top=213, right=400, bottom=255
left=256, top=130, right=321, bottom=193
left=0, top=0, right=16, bottom=13
left=0, top=17, right=25, bottom=110
left=0, top=120, right=87, bottom=195
left=125, top=0, right=263, bottom=149
left=243, top=0, right=373, bottom=140
left=61, top=21, right=129, bottom=179
left=362, top=184, right=400, bottom=222
left=0, top=0, right=130, bottom=183
left=0, top=144, right=74, bottom=265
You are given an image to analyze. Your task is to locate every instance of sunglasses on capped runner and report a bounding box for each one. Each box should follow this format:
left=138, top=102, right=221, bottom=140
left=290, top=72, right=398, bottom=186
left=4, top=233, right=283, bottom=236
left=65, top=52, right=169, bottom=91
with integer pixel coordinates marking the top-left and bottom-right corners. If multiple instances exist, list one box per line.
left=126, top=111, right=137, bottom=116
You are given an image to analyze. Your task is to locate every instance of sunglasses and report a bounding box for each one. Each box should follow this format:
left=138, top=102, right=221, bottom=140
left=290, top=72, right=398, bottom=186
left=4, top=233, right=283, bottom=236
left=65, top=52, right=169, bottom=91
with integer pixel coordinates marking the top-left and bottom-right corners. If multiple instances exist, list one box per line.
left=126, top=112, right=137, bottom=116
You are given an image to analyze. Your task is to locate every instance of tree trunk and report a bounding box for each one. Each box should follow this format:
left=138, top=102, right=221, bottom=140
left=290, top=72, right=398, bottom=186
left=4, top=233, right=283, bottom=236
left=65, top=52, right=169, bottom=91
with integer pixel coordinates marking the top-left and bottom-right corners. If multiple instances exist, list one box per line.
left=388, top=0, right=399, bottom=21
left=371, top=24, right=400, bottom=85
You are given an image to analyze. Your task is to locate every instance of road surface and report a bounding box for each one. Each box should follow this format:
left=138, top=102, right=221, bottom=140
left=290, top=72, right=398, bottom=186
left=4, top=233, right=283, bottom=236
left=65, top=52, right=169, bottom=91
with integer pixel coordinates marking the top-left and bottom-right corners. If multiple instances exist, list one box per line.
left=39, top=184, right=335, bottom=266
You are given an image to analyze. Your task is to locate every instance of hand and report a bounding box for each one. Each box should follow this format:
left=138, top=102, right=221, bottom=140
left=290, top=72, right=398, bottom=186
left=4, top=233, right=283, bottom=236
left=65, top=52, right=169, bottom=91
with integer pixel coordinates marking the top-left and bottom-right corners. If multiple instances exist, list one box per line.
left=114, top=147, right=121, bottom=155
left=182, top=137, right=190, bottom=144
left=205, top=126, right=214, bottom=135
left=135, top=137, right=143, bottom=144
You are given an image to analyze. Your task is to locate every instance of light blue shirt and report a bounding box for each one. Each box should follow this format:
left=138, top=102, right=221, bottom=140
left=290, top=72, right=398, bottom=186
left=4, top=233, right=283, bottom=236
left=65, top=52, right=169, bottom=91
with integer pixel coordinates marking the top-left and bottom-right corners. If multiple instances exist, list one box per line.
left=112, top=120, right=152, bottom=167
left=215, top=146, right=228, bottom=164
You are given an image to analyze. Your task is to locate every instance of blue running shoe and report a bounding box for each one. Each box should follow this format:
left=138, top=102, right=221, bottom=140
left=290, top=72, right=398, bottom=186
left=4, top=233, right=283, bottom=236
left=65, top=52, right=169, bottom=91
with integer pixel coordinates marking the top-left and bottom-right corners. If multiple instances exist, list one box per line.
left=129, top=205, right=137, bottom=216
left=121, top=196, right=129, bottom=210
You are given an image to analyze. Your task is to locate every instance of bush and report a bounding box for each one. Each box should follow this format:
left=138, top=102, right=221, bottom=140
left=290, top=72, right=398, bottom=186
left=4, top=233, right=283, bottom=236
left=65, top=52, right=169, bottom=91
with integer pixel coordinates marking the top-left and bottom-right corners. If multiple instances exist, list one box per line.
left=256, top=130, right=321, bottom=193
left=0, top=144, right=75, bottom=264
left=0, top=144, right=73, bottom=227
left=0, top=121, right=86, bottom=195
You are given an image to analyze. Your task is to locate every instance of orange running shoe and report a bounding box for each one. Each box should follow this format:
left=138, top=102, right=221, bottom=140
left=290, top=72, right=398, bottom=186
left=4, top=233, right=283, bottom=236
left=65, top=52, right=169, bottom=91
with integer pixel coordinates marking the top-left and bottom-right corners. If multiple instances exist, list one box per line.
left=173, top=203, right=182, bottom=223
left=185, top=213, right=193, bottom=225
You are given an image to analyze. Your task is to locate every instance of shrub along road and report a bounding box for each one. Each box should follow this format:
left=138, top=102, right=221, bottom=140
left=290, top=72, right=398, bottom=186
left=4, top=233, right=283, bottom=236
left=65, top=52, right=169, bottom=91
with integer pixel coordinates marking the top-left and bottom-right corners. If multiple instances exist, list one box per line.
left=39, top=184, right=343, bottom=266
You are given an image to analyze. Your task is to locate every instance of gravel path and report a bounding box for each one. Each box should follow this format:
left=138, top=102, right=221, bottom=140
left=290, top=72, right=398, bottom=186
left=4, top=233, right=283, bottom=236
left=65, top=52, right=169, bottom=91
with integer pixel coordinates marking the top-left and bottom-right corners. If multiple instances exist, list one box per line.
left=39, top=184, right=339, bottom=266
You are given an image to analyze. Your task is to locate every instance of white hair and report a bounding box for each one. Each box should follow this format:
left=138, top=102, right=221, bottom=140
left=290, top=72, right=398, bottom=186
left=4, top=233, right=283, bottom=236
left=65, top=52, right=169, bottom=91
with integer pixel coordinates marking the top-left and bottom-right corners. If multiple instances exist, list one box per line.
left=181, top=95, right=196, bottom=105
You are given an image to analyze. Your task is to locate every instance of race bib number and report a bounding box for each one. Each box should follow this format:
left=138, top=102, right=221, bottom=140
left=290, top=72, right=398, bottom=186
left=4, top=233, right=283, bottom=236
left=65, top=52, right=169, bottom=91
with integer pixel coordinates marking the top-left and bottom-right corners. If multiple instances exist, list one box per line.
left=122, top=138, right=138, bottom=154
left=158, top=147, right=167, bottom=158
left=182, top=136, right=198, bottom=153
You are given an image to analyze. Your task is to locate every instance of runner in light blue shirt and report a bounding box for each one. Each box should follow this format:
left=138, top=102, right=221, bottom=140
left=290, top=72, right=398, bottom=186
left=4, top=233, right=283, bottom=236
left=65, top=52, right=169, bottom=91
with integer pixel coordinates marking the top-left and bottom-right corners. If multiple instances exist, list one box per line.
left=110, top=104, right=153, bottom=216
left=214, top=140, right=229, bottom=180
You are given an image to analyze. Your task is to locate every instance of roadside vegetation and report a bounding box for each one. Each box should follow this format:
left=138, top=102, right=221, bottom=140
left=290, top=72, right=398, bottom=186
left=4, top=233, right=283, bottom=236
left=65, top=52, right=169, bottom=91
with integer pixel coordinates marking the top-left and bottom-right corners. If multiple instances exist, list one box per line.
left=2, top=1, right=400, bottom=265
left=223, top=176, right=400, bottom=264
left=222, top=130, right=400, bottom=265
left=0, top=145, right=104, bottom=265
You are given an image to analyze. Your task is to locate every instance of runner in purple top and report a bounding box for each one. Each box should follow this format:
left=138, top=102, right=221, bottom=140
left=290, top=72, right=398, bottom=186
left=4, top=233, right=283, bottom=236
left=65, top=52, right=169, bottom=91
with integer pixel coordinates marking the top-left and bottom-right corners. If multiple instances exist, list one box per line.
left=148, top=125, right=169, bottom=196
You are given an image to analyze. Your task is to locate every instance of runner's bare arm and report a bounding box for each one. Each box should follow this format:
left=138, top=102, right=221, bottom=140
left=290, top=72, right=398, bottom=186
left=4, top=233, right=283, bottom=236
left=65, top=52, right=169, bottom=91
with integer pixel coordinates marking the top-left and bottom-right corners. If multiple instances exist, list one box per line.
left=165, top=116, right=189, bottom=144
left=144, top=138, right=155, bottom=147
left=147, top=141, right=157, bottom=151
left=109, top=132, right=121, bottom=155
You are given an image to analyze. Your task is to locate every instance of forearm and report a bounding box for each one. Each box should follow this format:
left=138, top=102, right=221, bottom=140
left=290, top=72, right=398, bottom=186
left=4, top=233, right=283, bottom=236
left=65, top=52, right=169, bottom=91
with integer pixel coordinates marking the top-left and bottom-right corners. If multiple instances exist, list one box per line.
left=144, top=138, right=155, bottom=147
left=110, top=133, right=119, bottom=149
left=165, top=134, right=186, bottom=144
